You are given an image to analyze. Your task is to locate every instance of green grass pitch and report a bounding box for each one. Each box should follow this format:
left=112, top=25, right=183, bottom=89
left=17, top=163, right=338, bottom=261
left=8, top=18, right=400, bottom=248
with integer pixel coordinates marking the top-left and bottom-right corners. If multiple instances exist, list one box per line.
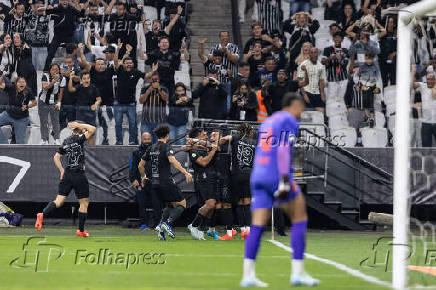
left=1, top=226, right=436, bottom=289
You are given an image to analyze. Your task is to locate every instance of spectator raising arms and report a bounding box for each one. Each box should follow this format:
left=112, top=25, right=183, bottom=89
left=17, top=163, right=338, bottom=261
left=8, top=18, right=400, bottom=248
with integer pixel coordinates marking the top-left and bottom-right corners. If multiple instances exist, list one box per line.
left=40, top=0, right=86, bottom=71
left=163, top=6, right=187, bottom=51
left=68, top=71, right=101, bottom=145
left=254, top=39, right=286, bottom=88
left=3, top=1, right=26, bottom=36
left=0, top=74, right=37, bottom=144
left=114, top=41, right=145, bottom=145
left=26, top=0, right=50, bottom=71
left=209, top=31, right=240, bottom=80
left=283, top=12, right=319, bottom=61
left=79, top=43, right=115, bottom=145
left=143, top=36, right=182, bottom=97
left=142, top=19, right=168, bottom=54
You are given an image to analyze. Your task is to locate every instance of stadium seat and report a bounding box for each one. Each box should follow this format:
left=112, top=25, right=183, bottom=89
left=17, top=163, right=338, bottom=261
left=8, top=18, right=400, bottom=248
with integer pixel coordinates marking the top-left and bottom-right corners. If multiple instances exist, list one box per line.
left=361, top=127, right=388, bottom=147
left=26, top=126, right=42, bottom=144
left=315, top=37, right=332, bottom=51
left=328, top=113, right=349, bottom=129
left=375, top=111, right=386, bottom=128
left=383, top=85, right=396, bottom=116
left=312, top=8, right=325, bottom=20
left=143, top=6, right=158, bottom=28
left=301, top=111, right=324, bottom=124
left=59, top=127, right=72, bottom=144
left=175, top=71, right=191, bottom=89
left=1, top=125, right=12, bottom=142
left=330, top=127, right=357, bottom=147
left=374, top=92, right=383, bottom=112
left=318, top=20, right=336, bottom=29
left=326, top=100, right=347, bottom=117
left=300, top=124, right=326, bottom=147
left=95, top=127, right=104, bottom=145
left=28, top=107, right=40, bottom=127
left=326, top=80, right=347, bottom=102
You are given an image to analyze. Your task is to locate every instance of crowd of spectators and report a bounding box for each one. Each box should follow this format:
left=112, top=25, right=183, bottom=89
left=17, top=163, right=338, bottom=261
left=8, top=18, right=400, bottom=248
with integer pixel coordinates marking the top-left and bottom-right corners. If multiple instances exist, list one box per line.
left=229, top=0, right=436, bottom=147
left=0, top=0, right=189, bottom=145
left=0, top=0, right=435, bottom=147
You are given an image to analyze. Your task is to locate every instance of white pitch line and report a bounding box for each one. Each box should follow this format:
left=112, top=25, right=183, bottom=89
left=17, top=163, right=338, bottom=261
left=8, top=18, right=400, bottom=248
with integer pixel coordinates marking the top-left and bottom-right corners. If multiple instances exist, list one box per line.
left=268, top=239, right=392, bottom=288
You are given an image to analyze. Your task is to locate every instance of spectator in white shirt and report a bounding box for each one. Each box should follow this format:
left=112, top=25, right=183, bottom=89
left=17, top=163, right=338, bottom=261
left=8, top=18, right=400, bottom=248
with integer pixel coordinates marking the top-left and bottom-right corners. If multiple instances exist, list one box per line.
left=412, top=68, right=436, bottom=147
left=297, top=48, right=327, bottom=113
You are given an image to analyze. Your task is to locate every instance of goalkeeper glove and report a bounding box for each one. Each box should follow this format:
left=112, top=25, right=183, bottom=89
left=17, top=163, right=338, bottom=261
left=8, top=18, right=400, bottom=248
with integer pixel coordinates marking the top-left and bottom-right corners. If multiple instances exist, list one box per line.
left=274, top=175, right=290, bottom=200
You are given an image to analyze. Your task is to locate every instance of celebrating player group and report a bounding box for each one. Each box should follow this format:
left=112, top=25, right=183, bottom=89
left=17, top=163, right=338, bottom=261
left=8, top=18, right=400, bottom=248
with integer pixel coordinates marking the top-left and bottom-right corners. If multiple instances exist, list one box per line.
left=34, top=92, right=318, bottom=287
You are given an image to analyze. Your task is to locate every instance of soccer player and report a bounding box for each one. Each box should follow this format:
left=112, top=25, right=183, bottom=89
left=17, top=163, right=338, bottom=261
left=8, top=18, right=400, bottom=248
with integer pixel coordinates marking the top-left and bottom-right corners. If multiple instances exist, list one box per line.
left=35, top=121, right=96, bottom=237
left=138, top=125, right=193, bottom=241
left=220, top=123, right=257, bottom=241
left=187, top=128, right=220, bottom=240
left=240, top=93, right=319, bottom=287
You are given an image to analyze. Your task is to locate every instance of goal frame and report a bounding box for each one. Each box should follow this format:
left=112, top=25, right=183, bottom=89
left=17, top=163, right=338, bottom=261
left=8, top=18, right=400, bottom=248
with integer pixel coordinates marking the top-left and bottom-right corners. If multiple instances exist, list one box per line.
left=394, top=1, right=436, bottom=289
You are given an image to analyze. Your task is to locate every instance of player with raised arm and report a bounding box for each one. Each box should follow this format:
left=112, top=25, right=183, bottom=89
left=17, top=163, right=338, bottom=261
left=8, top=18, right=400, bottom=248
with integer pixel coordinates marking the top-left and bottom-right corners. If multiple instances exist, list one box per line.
left=187, top=128, right=219, bottom=240
left=240, top=93, right=319, bottom=287
left=220, top=123, right=257, bottom=240
left=138, top=125, right=193, bottom=241
left=35, top=121, right=96, bottom=237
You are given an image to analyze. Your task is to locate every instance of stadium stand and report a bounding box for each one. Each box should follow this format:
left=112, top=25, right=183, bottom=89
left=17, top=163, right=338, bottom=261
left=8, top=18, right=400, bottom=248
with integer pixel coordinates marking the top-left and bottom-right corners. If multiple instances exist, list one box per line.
left=0, top=0, right=432, bottom=148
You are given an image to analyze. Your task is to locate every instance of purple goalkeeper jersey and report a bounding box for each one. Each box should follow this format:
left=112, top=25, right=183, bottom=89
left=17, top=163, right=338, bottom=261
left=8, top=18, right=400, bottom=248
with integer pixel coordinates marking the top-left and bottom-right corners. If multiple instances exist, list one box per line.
left=251, top=111, right=299, bottom=186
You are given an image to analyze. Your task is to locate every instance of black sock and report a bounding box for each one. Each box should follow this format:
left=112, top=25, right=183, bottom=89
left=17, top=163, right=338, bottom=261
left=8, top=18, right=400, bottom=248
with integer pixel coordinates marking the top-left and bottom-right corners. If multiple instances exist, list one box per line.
left=200, top=217, right=211, bottom=231
left=222, top=208, right=234, bottom=230
left=78, top=211, right=87, bottom=232
left=42, top=201, right=57, bottom=217
left=209, top=211, right=216, bottom=228
left=161, top=207, right=171, bottom=223
left=167, top=205, right=184, bottom=226
left=235, top=205, right=245, bottom=226
left=192, top=213, right=204, bottom=227
left=214, top=209, right=223, bottom=226
left=243, top=205, right=251, bottom=225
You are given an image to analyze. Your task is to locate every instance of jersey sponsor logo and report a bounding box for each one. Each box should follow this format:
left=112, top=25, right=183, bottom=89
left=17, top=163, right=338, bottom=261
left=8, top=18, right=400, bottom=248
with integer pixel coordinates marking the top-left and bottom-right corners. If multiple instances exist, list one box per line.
left=237, top=142, right=254, bottom=168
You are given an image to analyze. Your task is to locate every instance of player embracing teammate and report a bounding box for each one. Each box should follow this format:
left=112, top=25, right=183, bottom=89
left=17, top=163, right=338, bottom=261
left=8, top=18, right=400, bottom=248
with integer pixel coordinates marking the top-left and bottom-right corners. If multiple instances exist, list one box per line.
left=220, top=123, right=257, bottom=240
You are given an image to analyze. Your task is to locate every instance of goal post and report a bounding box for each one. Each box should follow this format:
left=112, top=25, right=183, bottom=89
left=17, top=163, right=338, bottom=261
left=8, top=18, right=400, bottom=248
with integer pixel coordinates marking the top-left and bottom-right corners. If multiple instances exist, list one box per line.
left=394, top=2, right=436, bottom=289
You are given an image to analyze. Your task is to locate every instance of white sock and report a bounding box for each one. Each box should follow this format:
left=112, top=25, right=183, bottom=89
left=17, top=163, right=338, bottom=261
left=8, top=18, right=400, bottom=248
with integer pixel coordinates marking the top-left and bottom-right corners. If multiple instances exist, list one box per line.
left=209, top=227, right=215, bottom=232
left=227, top=229, right=233, bottom=236
left=292, top=259, right=304, bottom=276
left=243, top=258, right=255, bottom=278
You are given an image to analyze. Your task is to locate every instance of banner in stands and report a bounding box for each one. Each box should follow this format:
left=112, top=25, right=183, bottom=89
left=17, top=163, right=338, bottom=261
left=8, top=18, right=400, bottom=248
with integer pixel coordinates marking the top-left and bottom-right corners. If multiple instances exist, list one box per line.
left=0, top=146, right=435, bottom=204
left=0, top=146, right=192, bottom=203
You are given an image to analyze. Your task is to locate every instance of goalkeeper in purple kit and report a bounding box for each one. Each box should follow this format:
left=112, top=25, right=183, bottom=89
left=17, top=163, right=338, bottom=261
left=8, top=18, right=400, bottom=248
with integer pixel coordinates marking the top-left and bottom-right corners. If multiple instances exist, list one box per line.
left=240, top=92, right=319, bottom=287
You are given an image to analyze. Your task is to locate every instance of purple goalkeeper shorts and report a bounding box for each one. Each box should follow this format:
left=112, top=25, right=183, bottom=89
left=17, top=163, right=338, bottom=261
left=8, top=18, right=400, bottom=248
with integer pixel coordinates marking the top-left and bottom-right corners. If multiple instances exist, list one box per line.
left=250, top=178, right=301, bottom=210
